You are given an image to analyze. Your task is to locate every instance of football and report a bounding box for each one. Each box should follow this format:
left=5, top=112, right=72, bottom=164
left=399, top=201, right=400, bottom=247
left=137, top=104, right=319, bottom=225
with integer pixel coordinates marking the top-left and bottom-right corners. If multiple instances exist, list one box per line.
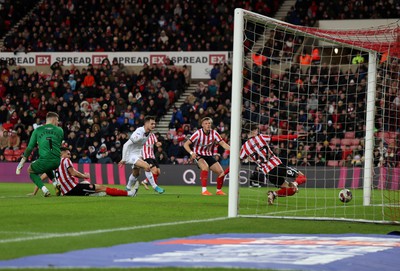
left=339, top=188, right=353, bottom=203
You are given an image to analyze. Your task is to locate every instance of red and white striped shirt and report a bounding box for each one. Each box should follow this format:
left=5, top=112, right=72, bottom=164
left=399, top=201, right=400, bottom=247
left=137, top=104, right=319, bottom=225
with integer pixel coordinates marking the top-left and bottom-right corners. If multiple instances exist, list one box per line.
left=189, top=129, right=222, bottom=156
left=57, top=157, right=79, bottom=195
left=141, top=133, right=157, bottom=159
left=240, top=134, right=297, bottom=174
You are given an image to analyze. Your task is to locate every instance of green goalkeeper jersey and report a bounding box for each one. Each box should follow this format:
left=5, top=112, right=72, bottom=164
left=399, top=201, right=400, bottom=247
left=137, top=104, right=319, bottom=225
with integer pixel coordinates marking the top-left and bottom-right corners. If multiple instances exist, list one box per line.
left=24, top=124, right=64, bottom=160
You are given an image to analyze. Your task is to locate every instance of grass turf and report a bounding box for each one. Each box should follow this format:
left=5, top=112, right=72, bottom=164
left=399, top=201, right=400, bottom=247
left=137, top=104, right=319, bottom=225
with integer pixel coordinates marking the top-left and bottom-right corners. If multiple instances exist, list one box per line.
left=0, top=182, right=398, bottom=270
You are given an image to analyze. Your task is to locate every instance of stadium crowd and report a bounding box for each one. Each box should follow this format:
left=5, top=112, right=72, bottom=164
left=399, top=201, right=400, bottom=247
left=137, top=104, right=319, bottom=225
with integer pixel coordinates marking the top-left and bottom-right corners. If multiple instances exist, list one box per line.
left=0, top=0, right=399, bottom=167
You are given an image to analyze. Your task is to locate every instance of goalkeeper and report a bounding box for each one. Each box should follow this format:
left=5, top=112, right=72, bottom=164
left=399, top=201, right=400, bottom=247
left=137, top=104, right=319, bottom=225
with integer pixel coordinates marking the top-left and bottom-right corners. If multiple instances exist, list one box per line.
left=16, top=112, right=64, bottom=197
left=240, top=123, right=307, bottom=205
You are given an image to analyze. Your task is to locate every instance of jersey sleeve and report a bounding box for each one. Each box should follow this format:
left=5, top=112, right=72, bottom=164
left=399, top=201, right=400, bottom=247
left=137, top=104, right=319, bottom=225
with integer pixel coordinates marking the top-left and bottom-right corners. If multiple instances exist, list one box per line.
left=24, top=129, right=38, bottom=158
left=189, top=131, right=199, bottom=143
left=214, top=130, right=222, bottom=143
left=270, top=134, right=298, bottom=142
left=130, top=128, right=144, bottom=143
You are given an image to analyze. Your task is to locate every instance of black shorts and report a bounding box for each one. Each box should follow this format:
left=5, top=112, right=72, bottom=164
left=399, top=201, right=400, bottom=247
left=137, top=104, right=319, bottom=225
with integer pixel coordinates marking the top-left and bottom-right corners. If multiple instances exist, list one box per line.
left=268, top=164, right=299, bottom=187
left=144, top=158, right=159, bottom=168
left=65, top=183, right=97, bottom=196
left=197, top=155, right=218, bottom=167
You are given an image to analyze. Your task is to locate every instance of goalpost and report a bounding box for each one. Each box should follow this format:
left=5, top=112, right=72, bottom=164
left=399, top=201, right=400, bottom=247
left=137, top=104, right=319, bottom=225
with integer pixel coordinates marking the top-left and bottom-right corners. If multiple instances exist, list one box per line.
left=229, top=8, right=400, bottom=224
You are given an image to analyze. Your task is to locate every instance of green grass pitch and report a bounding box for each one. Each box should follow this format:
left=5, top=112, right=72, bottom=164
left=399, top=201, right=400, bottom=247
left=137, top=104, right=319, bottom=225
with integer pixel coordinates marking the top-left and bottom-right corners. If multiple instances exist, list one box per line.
left=0, top=183, right=398, bottom=271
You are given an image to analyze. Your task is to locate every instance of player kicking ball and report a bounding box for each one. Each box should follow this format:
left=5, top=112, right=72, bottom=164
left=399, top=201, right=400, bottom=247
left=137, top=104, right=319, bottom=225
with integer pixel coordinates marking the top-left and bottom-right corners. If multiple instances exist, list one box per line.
left=240, top=123, right=307, bottom=205
left=119, top=116, right=165, bottom=195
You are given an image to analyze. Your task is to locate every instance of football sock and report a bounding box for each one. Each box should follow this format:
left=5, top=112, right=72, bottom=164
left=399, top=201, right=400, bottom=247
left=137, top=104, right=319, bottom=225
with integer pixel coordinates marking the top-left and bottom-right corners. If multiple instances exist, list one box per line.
left=145, top=171, right=157, bottom=189
left=105, top=187, right=128, bottom=196
left=30, top=173, right=44, bottom=189
left=153, top=173, right=158, bottom=184
left=133, top=180, right=140, bottom=190
left=276, top=187, right=297, bottom=197
left=216, top=175, right=224, bottom=190
left=200, top=170, right=208, bottom=192
left=223, top=167, right=230, bottom=175
left=216, top=167, right=229, bottom=190
left=127, top=174, right=137, bottom=190
left=294, top=175, right=307, bottom=186
left=41, top=186, right=49, bottom=194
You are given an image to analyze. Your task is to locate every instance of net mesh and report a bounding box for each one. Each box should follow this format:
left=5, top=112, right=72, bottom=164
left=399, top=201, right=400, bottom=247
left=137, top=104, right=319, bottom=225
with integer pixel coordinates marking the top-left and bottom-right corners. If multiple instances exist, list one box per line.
left=235, top=11, right=400, bottom=223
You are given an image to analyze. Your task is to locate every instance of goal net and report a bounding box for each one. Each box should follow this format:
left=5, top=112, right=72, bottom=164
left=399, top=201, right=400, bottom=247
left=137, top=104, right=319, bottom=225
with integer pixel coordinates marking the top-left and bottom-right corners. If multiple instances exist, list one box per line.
left=228, top=9, right=400, bottom=224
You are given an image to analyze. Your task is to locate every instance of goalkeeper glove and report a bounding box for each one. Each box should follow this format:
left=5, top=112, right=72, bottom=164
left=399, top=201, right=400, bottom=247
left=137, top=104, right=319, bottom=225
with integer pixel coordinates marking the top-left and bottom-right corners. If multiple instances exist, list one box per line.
left=16, top=156, right=27, bottom=175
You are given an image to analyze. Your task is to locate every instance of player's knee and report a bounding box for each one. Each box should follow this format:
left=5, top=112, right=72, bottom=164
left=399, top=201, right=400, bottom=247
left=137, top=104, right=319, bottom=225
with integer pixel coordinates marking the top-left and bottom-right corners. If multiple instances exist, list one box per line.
left=286, top=187, right=297, bottom=196
left=132, top=169, right=140, bottom=178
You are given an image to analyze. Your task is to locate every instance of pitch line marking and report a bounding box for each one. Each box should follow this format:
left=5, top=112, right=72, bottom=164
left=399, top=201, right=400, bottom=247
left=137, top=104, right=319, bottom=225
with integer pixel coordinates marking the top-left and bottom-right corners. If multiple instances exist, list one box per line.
left=0, top=217, right=228, bottom=244
left=0, top=231, right=43, bottom=236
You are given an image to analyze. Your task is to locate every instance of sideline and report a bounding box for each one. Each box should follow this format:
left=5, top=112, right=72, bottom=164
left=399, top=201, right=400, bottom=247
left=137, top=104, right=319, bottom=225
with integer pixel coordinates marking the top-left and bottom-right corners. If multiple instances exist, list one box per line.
left=0, top=217, right=228, bottom=244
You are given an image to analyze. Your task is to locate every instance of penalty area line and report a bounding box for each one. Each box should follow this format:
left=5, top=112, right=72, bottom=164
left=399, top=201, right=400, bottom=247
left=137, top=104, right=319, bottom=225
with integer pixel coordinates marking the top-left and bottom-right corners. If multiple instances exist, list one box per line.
left=0, top=217, right=228, bottom=244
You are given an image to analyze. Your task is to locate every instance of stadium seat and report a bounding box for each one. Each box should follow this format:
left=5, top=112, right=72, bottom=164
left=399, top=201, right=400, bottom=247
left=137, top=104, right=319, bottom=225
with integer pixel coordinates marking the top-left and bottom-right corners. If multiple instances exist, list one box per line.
left=330, top=138, right=341, bottom=146
left=389, top=132, right=397, bottom=139
left=20, top=142, right=27, bottom=149
left=327, top=160, right=339, bottom=167
left=351, top=139, right=360, bottom=146
left=13, top=149, right=24, bottom=159
left=296, top=124, right=304, bottom=132
left=340, top=138, right=353, bottom=146
left=385, top=138, right=395, bottom=145
left=344, top=131, right=355, bottom=139
left=4, top=149, right=14, bottom=161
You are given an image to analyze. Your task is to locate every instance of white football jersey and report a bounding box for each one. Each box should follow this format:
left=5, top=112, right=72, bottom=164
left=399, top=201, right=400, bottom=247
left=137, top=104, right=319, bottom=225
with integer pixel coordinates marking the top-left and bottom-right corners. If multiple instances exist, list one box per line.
left=127, top=126, right=150, bottom=156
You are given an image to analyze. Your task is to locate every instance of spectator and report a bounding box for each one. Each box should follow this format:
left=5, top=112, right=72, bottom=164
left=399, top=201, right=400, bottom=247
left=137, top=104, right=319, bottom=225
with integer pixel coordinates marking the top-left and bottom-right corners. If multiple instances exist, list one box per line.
left=78, top=151, right=92, bottom=164
left=155, top=145, right=169, bottom=164
left=332, top=144, right=343, bottom=161
left=169, top=106, right=184, bottom=128
left=341, top=154, right=353, bottom=167
left=96, top=144, right=113, bottom=164
left=7, top=130, right=20, bottom=150
left=0, top=130, right=9, bottom=153
left=108, top=146, right=121, bottom=163
left=351, top=153, right=363, bottom=167
left=342, top=145, right=353, bottom=162
left=317, top=152, right=327, bottom=165
left=210, top=64, right=220, bottom=81
left=67, top=74, right=77, bottom=91
left=167, top=138, right=182, bottom=158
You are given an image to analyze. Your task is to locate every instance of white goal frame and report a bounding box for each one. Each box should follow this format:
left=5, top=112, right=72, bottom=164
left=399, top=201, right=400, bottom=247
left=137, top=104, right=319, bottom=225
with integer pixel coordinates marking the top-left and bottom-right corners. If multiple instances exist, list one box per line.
left=228, top=8, right=381, bottom=219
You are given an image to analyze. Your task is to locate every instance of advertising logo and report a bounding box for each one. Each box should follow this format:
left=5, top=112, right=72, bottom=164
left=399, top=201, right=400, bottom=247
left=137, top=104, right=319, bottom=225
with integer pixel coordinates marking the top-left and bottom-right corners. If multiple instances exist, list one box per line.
left=209, top=54, right=226, bottom=65
left=36, top=55, right=51, bottom=65
left=150, top=55, right=167, bottom=65
left=92, top=55, right=108, bottom=65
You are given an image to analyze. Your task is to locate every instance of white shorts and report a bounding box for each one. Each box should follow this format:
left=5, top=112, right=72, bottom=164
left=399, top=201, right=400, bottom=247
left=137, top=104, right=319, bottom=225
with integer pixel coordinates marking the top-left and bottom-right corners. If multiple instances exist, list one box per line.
left=125, top=152, right=143, bottom=168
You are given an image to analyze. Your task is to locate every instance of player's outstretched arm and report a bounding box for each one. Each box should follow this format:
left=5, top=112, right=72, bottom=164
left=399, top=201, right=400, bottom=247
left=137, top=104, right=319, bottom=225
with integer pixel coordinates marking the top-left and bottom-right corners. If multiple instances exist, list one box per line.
left=16, top=156, right=27, bottom=175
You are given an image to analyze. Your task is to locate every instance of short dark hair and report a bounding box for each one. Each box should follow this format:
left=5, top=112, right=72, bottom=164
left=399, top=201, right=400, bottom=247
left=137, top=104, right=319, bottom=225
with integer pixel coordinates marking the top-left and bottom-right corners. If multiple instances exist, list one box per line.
left=244, top=122, right=258, bottom=132
left=46, top=112, right=59, bottom=119
left=144, top=115, right=156, bottom=123
left=60, top=147, right=69, bottom=152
